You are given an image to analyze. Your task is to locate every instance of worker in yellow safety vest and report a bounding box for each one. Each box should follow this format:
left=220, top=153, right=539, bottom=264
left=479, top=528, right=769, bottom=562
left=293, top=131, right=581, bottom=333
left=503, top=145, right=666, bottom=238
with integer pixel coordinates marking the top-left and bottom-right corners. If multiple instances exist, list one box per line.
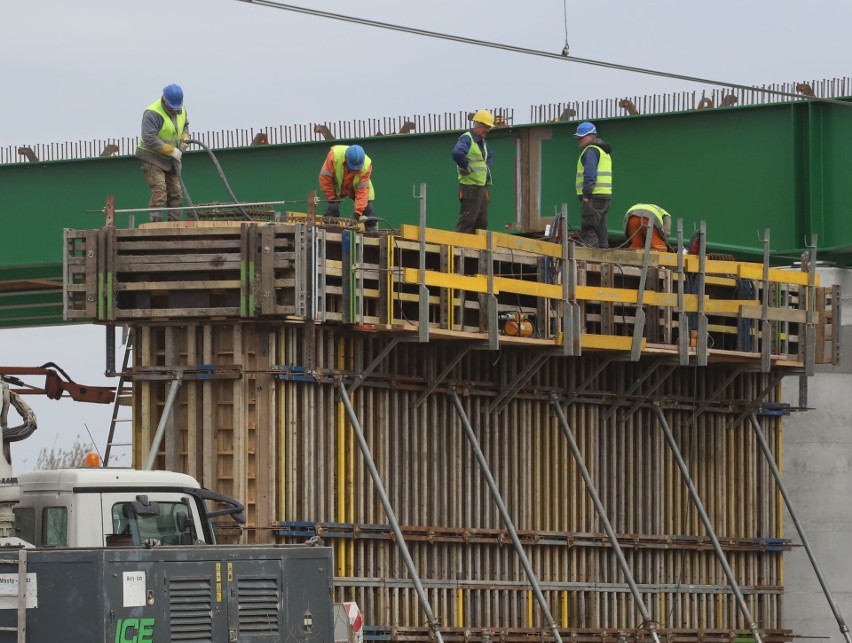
left=319, top=144, right=378, bottom=232
left=574, top=121, right=612, bottom=248
left=623, top=203, right=672, bottom=251
left=452, top=109, right=495, bottom=233
left=136, top=84, right=190, bottom=222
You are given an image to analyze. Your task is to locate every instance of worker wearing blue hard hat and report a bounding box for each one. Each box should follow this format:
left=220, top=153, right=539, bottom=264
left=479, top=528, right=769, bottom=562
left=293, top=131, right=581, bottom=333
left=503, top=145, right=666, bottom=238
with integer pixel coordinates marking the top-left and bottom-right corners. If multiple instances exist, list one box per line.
left=574, top=121, right=613, bottom=248
left=452, top=109, right=495, bottom=233
left=136, top=84, right=190, bottom=222
left=319, top=144, right=378, bottom=231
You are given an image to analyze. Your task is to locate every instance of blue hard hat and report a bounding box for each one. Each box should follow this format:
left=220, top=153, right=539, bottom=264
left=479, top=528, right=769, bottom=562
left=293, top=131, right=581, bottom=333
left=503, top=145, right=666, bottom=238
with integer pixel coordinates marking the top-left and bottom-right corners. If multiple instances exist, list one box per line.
left=345, top=145, right=365, bottom=171
left=574, top=121, right=597, bottom=138
left=162, top=84, right=184, bottom=110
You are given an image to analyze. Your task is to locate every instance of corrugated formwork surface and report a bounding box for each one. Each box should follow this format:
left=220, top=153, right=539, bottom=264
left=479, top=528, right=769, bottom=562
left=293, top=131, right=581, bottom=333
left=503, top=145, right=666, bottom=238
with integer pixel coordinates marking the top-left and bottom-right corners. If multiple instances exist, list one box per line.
left=132, top=322, right=788, bottom=640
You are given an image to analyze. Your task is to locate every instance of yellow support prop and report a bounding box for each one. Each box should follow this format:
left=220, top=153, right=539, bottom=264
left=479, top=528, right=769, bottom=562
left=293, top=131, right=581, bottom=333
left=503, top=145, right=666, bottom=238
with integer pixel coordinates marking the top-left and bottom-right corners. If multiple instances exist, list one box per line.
left=402, top=267, right=487, bottom=292
left=527, top=590, right=534, bottom=627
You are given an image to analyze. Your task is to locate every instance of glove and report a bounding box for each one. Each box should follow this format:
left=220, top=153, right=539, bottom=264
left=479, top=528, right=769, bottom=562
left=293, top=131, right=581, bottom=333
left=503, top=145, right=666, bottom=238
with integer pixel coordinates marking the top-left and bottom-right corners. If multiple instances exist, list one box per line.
left=179, top=132, right=190, bottom=151
left=324, top=200, right=340, bottom=217
left=458, top=165, right=472, bottom=176
left=170, top=148, right=182, bottom=161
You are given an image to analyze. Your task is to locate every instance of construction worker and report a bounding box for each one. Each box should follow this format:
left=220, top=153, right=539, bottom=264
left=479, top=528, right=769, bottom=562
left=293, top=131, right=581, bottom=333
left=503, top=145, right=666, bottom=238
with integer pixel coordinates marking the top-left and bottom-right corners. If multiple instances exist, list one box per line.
left=574, top=121, right=612, bottom=248
left=624, top=203, right=672, bottom=250
left=319, top=144, right=378, bottom=232
left=452, top=109, right=494, bottom=233
left=136, top=84, right=190, bottom=222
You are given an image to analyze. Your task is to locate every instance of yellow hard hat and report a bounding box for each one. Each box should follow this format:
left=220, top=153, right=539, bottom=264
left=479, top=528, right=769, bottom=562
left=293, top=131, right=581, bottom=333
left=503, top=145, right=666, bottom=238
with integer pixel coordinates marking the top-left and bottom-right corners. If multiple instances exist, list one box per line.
left=472, top=109, right=495, bottom=128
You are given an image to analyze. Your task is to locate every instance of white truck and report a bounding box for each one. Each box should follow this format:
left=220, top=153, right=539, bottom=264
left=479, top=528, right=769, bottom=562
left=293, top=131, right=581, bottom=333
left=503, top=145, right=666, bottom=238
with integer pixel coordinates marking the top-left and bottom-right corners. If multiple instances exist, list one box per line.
left=12, top=467, right=243, bottom=549
left=0, top=370, right=338, bottom=641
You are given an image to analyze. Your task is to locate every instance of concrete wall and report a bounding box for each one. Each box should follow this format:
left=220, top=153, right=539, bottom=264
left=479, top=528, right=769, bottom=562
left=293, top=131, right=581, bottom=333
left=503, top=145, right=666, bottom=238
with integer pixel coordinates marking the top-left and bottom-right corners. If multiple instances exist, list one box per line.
left=782, top=267, right=852, bottom=641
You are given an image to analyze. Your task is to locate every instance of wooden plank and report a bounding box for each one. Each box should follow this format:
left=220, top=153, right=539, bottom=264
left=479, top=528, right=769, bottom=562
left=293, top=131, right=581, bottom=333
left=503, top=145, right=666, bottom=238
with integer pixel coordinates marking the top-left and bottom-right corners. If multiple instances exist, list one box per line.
left=186, top=325, right=198, bottom=479
left=658, top=254, right=818, bottom=286
left=137, top=326, right=153, bottom=468
left=116, top=250, right=246, bottom=262
left=256, top=327, right=275, bottom=543
left=400, top=224, right=488, bottom=250
left=84, top=230, right=98, bottom=318
left=115, top=239, right=243, bottom=251
left=575, top=247, right=662, bottom=267
left=600, top=263, right=614, bottom=336
left=402, top=267, right=487, bottom=292
left=232, top=325, right=246, bottom=541
left=164, top=327, right=179, bottom=472
left=115, top=280, right=242, bottom=291
left=496, top=276, right=561, bottom=298
left=739, top=305, right=813, bottom=324
left=581, top=334, right=640, bottom=351
left=114, top=307, right=242, bottom=319
left=202, top=325, right=215, bottom=490
left=260, top=226, right=276, bottom=316
left=486, top=230, right=563, bottom=258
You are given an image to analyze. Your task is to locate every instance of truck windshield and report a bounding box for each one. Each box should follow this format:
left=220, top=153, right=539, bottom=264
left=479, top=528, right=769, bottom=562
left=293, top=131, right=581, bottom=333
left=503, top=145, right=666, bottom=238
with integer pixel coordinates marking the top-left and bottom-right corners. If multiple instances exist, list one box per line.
left=110, top=502, right=193, bottom=546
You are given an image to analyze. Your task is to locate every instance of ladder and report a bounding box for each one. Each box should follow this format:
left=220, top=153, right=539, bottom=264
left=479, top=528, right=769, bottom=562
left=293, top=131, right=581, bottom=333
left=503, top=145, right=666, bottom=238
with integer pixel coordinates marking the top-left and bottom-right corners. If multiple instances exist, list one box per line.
left=104, top=337, right=133, bottom=467
left=0, top=549, right=28, bottom=642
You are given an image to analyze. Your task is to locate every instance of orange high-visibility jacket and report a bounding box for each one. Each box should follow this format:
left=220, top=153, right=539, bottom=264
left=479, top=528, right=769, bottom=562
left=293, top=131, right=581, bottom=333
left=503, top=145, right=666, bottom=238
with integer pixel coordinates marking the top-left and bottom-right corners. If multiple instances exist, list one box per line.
left=319, top=146, right=374, bottom=216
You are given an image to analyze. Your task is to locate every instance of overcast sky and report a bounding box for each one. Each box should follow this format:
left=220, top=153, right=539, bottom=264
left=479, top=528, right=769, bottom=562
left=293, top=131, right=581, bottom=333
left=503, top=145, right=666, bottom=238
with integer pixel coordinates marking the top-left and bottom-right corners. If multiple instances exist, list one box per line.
left=2, top=0, right=852, bottom=472
left=2, top=0, right=852, bottom=146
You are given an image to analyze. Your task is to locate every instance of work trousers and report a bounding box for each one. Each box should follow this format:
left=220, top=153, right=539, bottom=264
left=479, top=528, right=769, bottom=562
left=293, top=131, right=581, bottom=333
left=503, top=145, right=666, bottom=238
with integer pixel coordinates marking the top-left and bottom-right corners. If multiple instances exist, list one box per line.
left=142, top=161, right=183, bottom=222
left=579, top=195, right=610, bottom=248
left=625, top=214, right=668, bottom=250
left=456, top=184, right=489, bottom=234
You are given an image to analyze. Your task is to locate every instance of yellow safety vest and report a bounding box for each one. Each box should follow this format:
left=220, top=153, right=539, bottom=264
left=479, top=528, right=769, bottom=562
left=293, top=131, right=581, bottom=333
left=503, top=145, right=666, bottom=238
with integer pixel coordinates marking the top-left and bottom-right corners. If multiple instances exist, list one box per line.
left=575, top=144, right=613, bottom=196
left=137, top=100, right=187, bottom=155
left=624, top=203, right=672, bottom=237
left=458, top=131, right=491, bottom=186
left=331, top=145, right=375, bottom=201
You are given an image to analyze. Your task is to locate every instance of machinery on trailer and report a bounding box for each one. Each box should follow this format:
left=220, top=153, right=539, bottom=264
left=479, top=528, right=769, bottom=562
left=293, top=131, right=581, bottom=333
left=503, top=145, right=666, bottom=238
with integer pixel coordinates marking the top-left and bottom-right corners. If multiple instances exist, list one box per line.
left=0, top=367, right=336, bottom=641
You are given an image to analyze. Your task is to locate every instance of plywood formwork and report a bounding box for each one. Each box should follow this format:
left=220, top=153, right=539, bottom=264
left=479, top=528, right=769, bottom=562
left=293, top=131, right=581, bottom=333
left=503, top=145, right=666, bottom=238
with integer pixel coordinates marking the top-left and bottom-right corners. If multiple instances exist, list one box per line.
left=63, top=220, right=834, bottom=640
left=126, top=323, right=787, bottom=637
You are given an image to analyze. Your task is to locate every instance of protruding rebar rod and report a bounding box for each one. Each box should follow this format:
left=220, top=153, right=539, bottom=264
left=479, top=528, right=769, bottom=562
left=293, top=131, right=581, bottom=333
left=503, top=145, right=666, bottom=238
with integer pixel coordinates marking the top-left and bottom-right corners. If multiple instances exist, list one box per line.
left=653, top=405, right=763, bottom=643
left=450, top=390, right=563, bottom=642
left=748, top=413, right=851, bottom=643
left=550, top=396, right=660, bottom=643
left=337, top=382, right=445, bottom=643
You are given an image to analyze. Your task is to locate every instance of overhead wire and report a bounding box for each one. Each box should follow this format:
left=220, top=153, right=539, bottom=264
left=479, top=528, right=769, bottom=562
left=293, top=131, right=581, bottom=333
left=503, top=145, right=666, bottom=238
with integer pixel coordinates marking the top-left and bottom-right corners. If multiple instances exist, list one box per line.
left=234, top=0, right=852, bottom=108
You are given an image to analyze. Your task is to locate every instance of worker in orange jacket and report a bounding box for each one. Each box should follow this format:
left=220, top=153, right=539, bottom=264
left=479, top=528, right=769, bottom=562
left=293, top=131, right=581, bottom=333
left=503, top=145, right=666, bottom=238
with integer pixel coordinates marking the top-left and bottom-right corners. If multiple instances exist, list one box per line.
left=623, top=203, right=671, bottom=250
left=319, top=144, right=378, bottom=231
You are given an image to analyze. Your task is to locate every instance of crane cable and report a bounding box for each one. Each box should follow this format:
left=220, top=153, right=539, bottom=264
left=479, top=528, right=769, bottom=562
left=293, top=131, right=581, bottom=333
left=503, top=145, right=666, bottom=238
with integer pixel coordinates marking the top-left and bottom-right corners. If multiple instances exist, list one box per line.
left=233, top=0, right=852, bottom=108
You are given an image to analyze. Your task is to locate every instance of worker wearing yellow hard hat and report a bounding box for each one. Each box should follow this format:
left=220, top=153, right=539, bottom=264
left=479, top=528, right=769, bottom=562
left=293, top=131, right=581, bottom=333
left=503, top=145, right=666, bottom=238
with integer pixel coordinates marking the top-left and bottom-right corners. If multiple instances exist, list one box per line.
left=451, top=109, right=495, bottom=233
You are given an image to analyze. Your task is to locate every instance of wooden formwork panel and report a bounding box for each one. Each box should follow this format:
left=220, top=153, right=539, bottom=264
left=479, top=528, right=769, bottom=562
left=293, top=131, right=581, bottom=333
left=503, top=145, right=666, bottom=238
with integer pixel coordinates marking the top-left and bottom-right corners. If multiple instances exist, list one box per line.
left=64, top=223, right=836, bottom=365
left=131, top=323, right=788, bottom=633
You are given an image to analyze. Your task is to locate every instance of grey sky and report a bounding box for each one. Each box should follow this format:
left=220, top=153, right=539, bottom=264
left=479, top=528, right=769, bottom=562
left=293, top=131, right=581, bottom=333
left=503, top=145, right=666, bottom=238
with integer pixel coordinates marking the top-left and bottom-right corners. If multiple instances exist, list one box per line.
left=3, top=0, right=852, bottom=147
left=2, top=0, right=851, bottom=471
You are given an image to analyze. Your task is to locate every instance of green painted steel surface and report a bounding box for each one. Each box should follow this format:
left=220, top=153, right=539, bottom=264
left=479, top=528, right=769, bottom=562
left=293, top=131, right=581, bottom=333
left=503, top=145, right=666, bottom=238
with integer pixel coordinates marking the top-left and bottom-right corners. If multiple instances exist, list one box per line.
left=0, top=98, right=849, bottom=327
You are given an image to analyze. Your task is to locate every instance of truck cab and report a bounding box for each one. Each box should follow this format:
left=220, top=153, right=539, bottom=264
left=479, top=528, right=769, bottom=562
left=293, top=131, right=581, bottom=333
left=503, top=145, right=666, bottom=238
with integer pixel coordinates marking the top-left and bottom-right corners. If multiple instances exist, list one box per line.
left=11, top=468, right=244, bottom=548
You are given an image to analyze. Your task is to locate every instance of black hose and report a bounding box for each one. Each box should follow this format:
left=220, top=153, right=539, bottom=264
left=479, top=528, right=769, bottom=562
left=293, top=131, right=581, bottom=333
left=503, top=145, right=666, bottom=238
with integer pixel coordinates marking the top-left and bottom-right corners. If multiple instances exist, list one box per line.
left=173, top=160, right=198, bottom=221
left=185, top=139, right=253, bottom=221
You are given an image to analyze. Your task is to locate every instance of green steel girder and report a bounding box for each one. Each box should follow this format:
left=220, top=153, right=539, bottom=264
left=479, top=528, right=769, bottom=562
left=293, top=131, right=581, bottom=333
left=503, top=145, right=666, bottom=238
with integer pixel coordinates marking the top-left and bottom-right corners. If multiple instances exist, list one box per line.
left=0, top=97, right=849, bottom=327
